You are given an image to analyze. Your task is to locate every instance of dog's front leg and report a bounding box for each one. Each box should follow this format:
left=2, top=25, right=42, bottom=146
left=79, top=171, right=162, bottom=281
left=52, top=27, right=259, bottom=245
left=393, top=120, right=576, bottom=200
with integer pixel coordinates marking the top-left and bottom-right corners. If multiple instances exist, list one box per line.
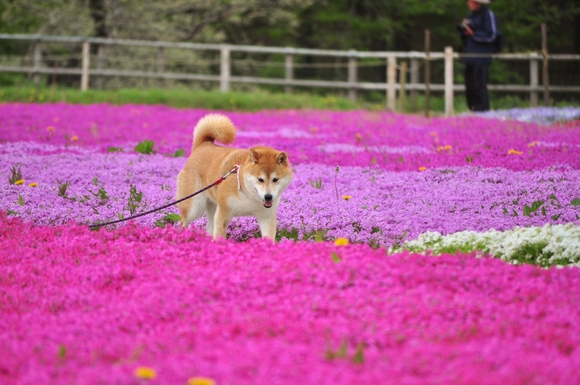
left=257, top=215, right=277, bottom=240
left=213, top=206, right=232, bottom=240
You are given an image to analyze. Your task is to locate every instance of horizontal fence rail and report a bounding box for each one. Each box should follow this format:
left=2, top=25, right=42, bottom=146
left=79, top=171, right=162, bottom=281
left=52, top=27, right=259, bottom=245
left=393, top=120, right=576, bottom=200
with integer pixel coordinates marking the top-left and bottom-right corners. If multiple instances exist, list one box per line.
left=0, top=34, right=579, bottom=116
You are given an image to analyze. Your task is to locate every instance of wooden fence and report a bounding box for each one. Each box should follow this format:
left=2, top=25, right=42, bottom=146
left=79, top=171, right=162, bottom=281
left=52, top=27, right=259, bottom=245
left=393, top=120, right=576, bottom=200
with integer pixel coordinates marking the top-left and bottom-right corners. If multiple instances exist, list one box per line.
left=1, top=34, right=579, bottom=116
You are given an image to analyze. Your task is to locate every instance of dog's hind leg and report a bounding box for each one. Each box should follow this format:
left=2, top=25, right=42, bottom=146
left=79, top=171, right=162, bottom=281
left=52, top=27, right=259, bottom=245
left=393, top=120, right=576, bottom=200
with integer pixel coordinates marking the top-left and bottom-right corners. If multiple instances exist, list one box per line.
left=181, top=195, right=207, bottom=227
left=205, top=201, right=217, bottom=235
left=176, top=173, right=207, bottom=227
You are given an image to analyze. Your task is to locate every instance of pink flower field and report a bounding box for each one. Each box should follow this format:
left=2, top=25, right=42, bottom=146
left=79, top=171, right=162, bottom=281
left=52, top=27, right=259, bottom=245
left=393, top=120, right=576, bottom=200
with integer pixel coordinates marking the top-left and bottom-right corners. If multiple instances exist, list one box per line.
left=1, top=102, right=580, bottom=384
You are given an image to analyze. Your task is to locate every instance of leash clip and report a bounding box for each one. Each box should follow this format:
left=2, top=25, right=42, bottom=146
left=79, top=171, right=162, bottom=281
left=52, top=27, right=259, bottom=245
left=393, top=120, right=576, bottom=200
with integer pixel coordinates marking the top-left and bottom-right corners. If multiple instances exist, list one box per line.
left=221, top=163, right=240, bottom=180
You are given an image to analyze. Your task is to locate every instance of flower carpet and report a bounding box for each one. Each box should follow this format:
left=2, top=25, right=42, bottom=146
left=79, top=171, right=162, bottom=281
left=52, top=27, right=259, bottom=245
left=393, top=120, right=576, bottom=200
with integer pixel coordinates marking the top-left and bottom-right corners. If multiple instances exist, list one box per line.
left=1, top=103, right=580, bottom=384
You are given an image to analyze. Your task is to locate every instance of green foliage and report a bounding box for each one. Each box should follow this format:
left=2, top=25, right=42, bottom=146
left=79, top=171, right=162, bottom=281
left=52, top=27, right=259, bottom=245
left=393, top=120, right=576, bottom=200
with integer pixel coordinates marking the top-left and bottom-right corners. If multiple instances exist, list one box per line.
left=308, top=177, right=323, bottom=189
left=17, top=194, right=24, bottom=206
left=523, top=199, right=545, bottom=217
left=135, top=140, right=155, bottom=155
left=315, top=229, right=328, bottom=242
left=352, top=343, right=365, bottom=364
left=96, top=188, right=109, bottom=203
left=172, top=149, right=185, bottom=158
left=331, top=252, right=342, bottom=263
left=325, top=340, right=348, bottom=361
left=509, top=241, right=555, bottom=268
left=58, top=345, right=67, bottom=360
left=127, top=184, right=143, bottom=215
left=107, top=147, right=124, bottom=153
left=155, top=213, right=181, bottom=227
left=391, top=231, right=408, bottom=250
left=325, top=340, right=365, bottom=364
left=3, top=0, right=580, bottom=54
left=572, top=198, right=580, bottom=207
left=8, top=163, right=22, bottom=184
left=276, top=227, right=328, bottom=242
left=56, top=180, right=70, bottom=198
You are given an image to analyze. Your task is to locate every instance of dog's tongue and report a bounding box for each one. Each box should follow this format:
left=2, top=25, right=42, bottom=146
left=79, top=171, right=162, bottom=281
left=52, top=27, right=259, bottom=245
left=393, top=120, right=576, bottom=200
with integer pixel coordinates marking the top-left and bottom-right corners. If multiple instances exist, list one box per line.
left=264, top=201, right=273, bottom=208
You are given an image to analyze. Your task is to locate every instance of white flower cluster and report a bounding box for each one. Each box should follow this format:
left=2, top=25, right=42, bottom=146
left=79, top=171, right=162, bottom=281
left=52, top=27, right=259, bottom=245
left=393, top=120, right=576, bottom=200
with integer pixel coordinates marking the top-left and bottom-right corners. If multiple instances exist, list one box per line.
left=390, top=223, right=580, bottom=267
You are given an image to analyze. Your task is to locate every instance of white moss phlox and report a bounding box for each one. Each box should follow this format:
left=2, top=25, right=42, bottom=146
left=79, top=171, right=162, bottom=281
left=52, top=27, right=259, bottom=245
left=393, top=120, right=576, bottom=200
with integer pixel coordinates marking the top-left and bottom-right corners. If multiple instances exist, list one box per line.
left=392, top=223, right=580, bottom=267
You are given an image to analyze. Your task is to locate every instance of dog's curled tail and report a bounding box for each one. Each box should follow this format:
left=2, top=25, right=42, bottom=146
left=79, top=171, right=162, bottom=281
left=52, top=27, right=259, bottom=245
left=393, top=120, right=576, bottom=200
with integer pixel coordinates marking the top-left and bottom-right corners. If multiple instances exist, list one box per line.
left=192, top=114, right=236, bottom=149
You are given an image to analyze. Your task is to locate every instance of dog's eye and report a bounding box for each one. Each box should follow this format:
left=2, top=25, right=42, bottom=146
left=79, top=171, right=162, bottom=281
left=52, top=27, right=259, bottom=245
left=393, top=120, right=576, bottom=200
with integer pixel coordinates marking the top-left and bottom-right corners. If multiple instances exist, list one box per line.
left=272, top=178, right=279, bottom=183
left=258, top=178, right=264, bottom=183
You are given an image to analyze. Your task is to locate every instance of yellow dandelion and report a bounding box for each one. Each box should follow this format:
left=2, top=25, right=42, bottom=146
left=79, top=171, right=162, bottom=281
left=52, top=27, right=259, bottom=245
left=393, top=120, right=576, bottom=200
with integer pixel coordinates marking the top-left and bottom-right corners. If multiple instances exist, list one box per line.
left=342, top=195, right=352, bottom=201
left=29, top=182, right=38, bottom=187
left=334, top=238, right=350, bottom=246
left=70, top=135, right=79, bottom=142
left=528, top=141, right=539, bottom=148
left=46, top=126, right=55, bottom=132
left=437, top=144, right=452, bottom=152
left=355, top=133, right=362, bottom=141
left=15, top=179, right=25, bottom=185
left=187, top=377, right=216, bottom=385
left=508, top=149, right=523, bottom=155
left=418, top=166, right=427, bottom=171
left=134, top=367, right=157, bottom=380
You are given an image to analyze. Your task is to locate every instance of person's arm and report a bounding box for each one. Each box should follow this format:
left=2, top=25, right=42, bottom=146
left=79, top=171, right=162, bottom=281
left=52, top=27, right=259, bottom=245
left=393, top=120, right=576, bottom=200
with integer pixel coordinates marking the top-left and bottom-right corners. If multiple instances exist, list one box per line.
left=471, top=10, right=497, bottom=43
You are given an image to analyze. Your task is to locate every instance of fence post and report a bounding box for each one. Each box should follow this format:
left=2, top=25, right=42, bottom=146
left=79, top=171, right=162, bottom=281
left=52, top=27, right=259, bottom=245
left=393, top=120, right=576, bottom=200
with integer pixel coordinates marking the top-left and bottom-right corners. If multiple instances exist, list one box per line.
left=444, top=46, right=454, bottom=117
left=33, top=40, right=42, bottom=85
left=348, top=50, right=358, bottom=101
left=410, top=56, right=419, bottom=111
left=96, top=44, right=105, bottom=90
left=285, top=51, right=293, bottom=94
left=541, top=23, right=550, bottom=106
left=81, top=40, right=90, bottom=91
left=387, top=55, right=397, bottom=110
left=399, top=61, right=407, bottom=112
left=424, top=29, right=431, bottom=117
left=220, top=45, right=230, bottom=93
left=529, top=53, right=539, bottom=107
left=157, top=46, right=165, bottom=88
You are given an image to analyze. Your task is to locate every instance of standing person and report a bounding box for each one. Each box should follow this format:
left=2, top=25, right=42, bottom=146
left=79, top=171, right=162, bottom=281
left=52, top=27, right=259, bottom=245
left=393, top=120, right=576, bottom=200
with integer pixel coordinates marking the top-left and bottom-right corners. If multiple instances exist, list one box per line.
left=459, top=0, right=499, bottom=112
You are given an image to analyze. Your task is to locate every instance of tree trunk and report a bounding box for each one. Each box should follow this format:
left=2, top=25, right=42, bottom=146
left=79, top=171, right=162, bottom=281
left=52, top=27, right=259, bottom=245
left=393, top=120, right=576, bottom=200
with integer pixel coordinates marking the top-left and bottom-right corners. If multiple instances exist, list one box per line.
left=89, top=0, right=107, bottom=39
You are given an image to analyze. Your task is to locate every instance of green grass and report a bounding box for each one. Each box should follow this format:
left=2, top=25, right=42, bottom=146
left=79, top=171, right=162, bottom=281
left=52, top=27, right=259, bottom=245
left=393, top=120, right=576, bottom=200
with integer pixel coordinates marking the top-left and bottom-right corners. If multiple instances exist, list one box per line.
left=0, top=85, right=577, bottom=112
left=0, top=86, right=362, bottom=111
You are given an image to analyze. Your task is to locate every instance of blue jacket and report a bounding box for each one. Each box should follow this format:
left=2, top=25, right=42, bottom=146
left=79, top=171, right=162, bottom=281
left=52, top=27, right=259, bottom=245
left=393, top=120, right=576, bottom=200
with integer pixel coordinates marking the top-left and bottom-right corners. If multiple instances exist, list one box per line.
left=461, top=5, right=498, bottom=65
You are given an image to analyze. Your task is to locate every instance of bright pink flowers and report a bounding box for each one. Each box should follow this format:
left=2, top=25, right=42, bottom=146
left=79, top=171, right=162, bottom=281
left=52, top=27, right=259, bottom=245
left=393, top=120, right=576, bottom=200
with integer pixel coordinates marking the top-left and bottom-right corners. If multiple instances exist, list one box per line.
left=1, top=103, right=580, bottom=384
left=2, top=213, right=580, bottom=384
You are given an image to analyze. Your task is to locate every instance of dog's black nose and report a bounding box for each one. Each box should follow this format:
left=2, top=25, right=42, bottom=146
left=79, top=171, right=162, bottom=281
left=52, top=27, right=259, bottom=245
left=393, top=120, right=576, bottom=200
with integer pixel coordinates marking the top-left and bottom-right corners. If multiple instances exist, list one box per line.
left=265, top=194, right=273, bottom=201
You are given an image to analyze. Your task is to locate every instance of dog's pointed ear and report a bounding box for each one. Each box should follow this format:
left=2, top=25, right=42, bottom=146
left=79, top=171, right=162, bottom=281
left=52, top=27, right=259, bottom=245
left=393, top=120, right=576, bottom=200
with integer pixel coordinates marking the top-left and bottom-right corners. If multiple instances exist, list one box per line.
left=248, top=147, right=260, bottom=164
left=276, top=151, right=289, bottom=166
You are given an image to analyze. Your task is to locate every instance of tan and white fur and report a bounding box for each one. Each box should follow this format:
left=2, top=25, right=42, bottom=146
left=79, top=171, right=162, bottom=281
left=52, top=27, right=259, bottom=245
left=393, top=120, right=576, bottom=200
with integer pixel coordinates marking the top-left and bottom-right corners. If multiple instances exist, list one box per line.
left=176, top=114, right=293, bottom=240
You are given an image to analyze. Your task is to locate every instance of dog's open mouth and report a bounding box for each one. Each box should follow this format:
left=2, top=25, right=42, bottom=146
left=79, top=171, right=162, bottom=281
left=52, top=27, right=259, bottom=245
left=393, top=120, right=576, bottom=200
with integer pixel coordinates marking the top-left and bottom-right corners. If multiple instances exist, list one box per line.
left=263, top=200, right=273, bottom=208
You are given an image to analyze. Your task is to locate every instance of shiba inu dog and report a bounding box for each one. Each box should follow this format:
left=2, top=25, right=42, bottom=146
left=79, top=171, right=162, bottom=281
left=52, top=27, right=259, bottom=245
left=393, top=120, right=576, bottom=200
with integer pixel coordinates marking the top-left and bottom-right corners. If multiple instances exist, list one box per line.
left=176, top=114, right=293, bottom=240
